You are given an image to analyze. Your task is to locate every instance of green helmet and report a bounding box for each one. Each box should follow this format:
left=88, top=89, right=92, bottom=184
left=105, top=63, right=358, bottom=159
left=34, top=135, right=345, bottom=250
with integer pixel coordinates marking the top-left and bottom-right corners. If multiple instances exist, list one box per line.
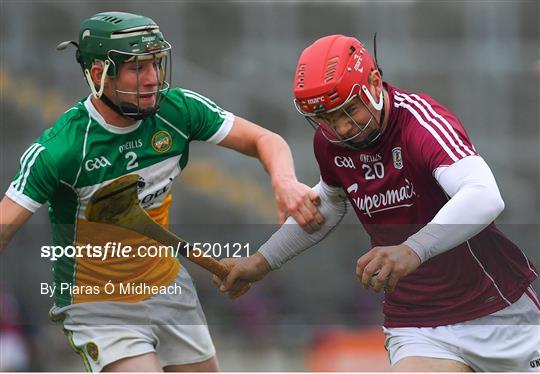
left=57, top=11, right=172, bottom=119
left=77, top=12, right=171, bottom=77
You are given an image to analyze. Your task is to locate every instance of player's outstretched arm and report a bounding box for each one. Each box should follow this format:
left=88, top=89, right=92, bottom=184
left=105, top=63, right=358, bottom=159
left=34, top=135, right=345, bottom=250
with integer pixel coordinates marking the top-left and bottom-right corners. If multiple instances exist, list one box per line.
left=218, top=116, right=324, bottom=233
left=0, top=197, right=33, bottom=251
left=215, top=180, right=349, bottom=298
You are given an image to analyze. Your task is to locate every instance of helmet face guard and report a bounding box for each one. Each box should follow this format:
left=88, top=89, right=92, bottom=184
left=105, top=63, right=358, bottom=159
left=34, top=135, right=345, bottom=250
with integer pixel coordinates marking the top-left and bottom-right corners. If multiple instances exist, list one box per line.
left=103, top=46, right=172, bottom=120
left=58, top=12, right=173, bottom=120
left=294, top=85, right=384, bottom=150
left=293, top=34, right=384, bottom=150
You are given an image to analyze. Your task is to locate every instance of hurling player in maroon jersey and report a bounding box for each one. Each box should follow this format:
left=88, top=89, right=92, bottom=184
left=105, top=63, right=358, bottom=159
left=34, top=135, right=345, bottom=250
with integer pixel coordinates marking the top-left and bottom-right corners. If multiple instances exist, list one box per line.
left=216, top=35, right=539, bottom=371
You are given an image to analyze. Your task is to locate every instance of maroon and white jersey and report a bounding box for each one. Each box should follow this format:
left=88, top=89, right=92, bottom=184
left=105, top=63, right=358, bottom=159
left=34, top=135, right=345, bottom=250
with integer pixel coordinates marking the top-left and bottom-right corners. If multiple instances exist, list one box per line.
left=314, top=83, right=538, bottom=327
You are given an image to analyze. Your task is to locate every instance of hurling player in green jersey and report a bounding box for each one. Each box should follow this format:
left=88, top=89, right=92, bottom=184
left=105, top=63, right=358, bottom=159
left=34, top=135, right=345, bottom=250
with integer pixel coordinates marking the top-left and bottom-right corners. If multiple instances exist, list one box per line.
left=0, top=12, right=324, bottom=372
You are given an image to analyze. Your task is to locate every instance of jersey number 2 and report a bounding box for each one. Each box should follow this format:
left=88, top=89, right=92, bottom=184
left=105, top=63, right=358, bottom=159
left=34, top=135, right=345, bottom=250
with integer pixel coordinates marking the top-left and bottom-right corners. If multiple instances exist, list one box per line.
left=125, top=151, right=139, bottom=170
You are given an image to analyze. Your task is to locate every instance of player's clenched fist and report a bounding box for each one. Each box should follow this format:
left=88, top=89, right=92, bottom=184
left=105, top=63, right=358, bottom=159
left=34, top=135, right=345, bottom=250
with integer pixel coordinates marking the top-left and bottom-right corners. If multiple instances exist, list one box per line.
left=356, top=244, right=421, bottom=293
left=212, top=253, right=272, bottom=299
left=273, top=177, right=325, bottom=234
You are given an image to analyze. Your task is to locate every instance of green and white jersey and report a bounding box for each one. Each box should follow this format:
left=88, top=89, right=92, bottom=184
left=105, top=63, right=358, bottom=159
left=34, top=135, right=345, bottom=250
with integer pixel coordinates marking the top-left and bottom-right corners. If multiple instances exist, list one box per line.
left=6, top=88, right=234, bottom=307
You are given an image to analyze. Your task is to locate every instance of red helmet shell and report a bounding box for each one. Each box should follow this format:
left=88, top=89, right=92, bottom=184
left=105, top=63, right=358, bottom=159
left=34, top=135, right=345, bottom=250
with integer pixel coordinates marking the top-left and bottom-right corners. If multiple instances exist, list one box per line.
left=294, top=35, right=377, bottom=114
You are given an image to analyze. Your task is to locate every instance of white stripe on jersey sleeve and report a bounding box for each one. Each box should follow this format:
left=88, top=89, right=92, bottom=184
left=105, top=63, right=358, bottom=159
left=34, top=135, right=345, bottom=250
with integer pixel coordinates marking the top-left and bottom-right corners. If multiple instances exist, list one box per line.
left=409, top=93, right=475, bottom=156
left=207, top=111, right=234, bottom=144
left=17, top=146, right=45, bottom=194
left=183, top=94, right=226, bottom=118
left=394, top=97, right=460, bottom=162
left=394, top=91, right=476, bottom=162
left=6, top=143, right=46, bottom=212
left=182, top=89, right=227, bottom=118
left=394, top=92, right=468, bottom=158
left=12, top=143, right=42, bottom=191
left=180, top=89, right=234, bottom=143
left=5, top=187, right=42, bottom=213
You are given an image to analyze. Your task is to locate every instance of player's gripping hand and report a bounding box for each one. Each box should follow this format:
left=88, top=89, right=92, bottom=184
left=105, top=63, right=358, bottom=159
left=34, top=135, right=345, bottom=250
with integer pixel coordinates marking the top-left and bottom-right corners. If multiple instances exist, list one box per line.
left=272, top=177, right=325, bottom=234
left=212, top=253, right=271, bottom=299
left=356, top=244, right=421, bottom=293
left=210, top=258, right=252, bottom=299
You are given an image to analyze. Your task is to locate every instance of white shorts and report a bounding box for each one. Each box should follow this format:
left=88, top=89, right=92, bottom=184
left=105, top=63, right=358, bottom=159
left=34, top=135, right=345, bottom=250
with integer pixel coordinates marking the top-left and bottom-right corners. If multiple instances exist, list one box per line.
left=50, top=269, right=215, bottom=372
left=383, top=287, right=540, bottom=372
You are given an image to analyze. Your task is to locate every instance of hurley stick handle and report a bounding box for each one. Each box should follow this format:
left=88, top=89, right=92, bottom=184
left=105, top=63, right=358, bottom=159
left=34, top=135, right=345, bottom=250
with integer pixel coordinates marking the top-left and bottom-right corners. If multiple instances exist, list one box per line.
left=117, top=206, right=231, bottom=279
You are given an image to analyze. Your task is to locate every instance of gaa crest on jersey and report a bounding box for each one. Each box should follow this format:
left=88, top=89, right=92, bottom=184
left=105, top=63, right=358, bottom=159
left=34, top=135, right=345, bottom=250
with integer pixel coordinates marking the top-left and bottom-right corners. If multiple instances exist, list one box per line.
left=152, top=131, right=172, bottom=153
left=86, top=342, right=99, bottom=361
left=392, top=147, right=403, bottom=170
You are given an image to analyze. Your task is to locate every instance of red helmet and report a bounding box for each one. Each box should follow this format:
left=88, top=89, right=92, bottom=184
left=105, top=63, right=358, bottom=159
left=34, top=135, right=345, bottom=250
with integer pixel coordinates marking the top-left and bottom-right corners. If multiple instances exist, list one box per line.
left=293, top=35, right=384, bottom=149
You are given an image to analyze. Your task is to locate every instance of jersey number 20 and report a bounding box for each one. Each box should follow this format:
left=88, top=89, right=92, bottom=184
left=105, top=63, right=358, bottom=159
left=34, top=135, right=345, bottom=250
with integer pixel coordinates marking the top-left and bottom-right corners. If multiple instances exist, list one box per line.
left=362, top=162, right=385, bottom=180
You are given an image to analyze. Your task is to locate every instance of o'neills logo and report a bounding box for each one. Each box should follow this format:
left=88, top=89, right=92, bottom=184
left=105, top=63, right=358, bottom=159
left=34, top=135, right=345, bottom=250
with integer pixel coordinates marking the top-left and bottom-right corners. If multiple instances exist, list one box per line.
left=152, top=131, right=172, bottom=153
left=351, top=178, right=416, bottom=217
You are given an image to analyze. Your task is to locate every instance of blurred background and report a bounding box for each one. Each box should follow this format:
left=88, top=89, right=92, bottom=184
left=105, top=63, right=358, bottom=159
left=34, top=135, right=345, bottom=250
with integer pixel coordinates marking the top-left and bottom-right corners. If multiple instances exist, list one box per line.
left=1, top=0, right=538, bottom=371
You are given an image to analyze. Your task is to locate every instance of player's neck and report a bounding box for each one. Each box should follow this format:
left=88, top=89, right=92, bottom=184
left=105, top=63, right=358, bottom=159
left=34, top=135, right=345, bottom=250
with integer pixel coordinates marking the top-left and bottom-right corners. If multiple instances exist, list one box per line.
left=91, top=96, right=138, bottom=127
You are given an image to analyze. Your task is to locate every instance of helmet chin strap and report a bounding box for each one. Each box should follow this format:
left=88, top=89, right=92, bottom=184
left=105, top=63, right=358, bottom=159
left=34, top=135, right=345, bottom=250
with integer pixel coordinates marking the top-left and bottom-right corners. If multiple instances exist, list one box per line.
left=84, top=60, right=110, bottom=99
left=99, top=93, right=159, bottom=121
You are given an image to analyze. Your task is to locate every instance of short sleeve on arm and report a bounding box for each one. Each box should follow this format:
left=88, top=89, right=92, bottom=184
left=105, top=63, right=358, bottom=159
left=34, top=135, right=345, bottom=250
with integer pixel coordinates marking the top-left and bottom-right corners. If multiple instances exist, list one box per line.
left=5, top=143, right=59, bottom=212
left=182, top=89, right=234, bottom=143
left=396, top=92, right=478, bottom=173
left=313, top=130, right=341, bottom=187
